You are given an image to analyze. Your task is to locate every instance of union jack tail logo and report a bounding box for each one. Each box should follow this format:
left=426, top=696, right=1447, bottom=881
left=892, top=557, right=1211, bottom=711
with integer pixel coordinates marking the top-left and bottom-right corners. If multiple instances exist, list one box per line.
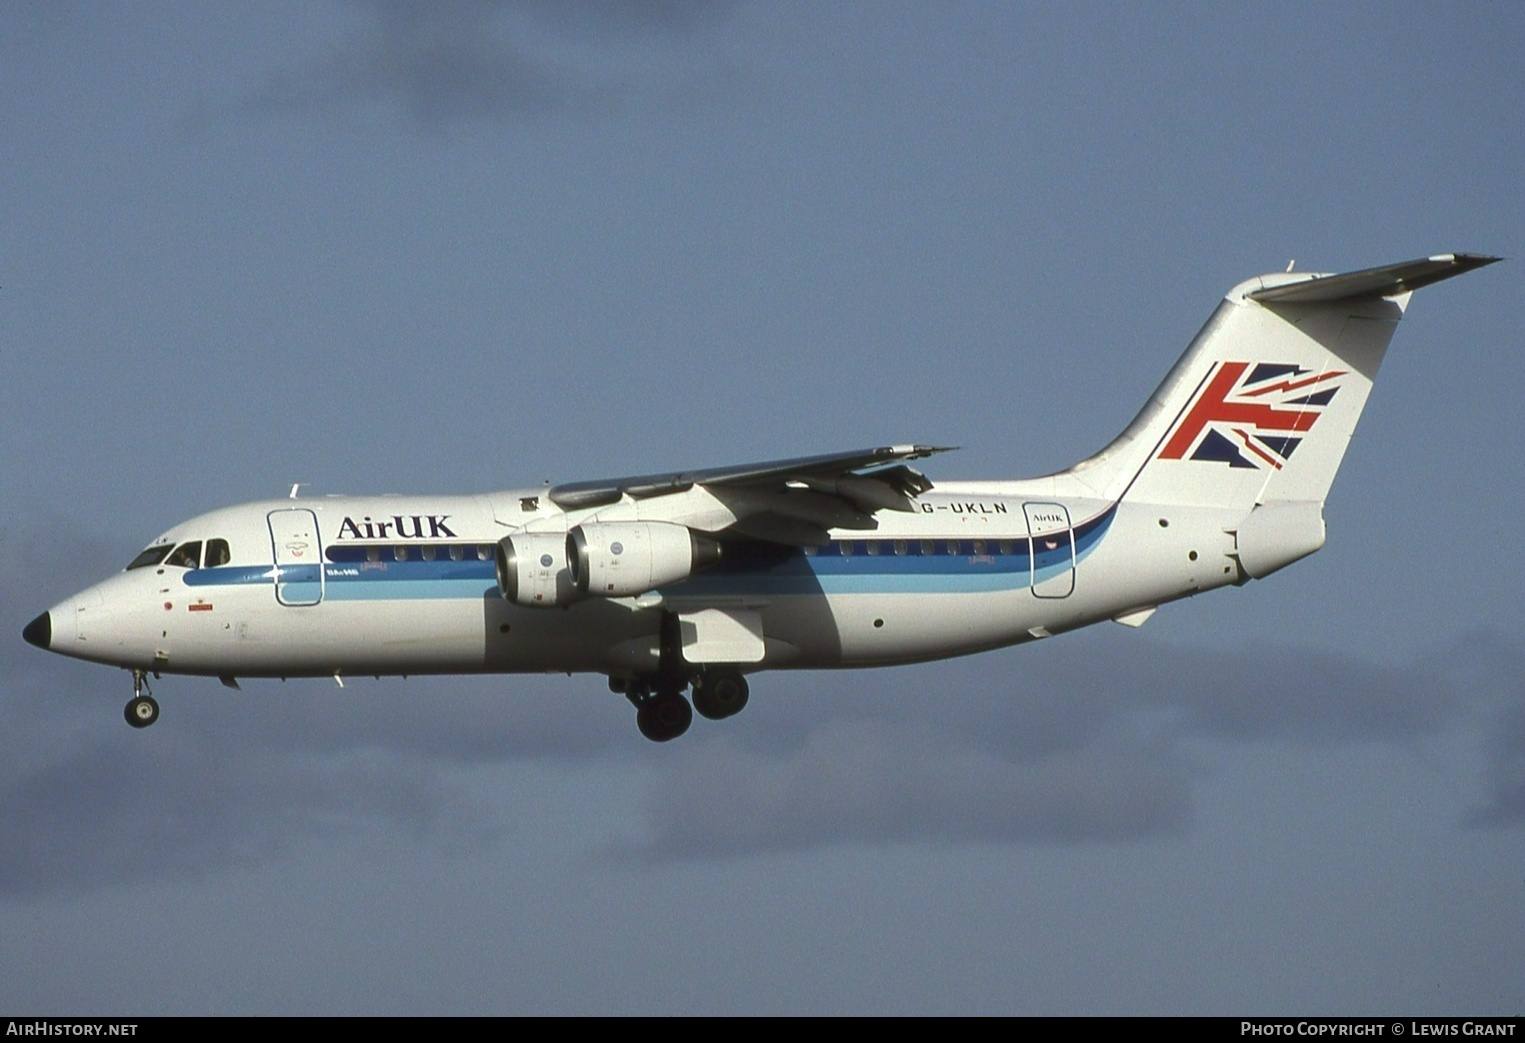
left=1157, top=362, right=1345, bottom=470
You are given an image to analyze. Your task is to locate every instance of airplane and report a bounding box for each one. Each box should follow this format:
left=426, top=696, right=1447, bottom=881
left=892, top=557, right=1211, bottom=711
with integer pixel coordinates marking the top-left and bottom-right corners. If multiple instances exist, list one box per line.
left=23, top=253, right=1498, bottom=742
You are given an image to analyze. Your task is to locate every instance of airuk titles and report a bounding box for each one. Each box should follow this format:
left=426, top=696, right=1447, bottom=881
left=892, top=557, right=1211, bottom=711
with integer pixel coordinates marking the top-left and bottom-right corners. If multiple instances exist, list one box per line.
left=336, top=515, right=458, bottom=540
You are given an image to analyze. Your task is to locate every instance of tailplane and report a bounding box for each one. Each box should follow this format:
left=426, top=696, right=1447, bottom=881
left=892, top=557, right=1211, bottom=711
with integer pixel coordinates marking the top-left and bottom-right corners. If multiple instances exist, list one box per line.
left=1067, top=253, right=1498, bottom=511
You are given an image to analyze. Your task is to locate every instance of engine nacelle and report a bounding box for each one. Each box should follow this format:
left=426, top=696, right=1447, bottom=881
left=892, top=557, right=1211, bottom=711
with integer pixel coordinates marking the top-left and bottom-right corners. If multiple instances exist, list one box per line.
left=495, top=533, right=576, bottom=607
left=567, top=522, right=722, bottom=598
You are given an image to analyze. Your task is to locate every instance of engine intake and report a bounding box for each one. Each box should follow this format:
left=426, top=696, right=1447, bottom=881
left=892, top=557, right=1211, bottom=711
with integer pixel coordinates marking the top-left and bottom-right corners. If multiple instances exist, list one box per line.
left=495, top=532, right=575, bottom=607
left=567, top=522, right=721, bottom=597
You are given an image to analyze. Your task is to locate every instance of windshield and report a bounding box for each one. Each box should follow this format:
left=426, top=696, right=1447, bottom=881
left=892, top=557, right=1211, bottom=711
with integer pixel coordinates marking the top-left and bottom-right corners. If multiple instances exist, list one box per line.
left=125, top=544, right=174, bottom=571
left=164, top=542, right=203, bottom=569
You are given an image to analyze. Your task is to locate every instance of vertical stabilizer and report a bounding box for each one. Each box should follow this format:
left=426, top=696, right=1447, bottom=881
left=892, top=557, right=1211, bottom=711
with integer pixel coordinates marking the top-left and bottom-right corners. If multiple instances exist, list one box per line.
left=1066, top=253, right=1497, bottom=511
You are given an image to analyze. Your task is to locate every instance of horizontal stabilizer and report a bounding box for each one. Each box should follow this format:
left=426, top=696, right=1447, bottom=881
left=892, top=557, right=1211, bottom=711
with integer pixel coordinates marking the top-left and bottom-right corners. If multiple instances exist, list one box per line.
left=1247, top=253, right=1500, bottom=304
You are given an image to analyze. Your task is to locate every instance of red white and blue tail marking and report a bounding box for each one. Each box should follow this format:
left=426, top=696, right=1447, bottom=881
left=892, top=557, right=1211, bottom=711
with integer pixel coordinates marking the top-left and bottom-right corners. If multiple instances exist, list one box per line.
left=1158, top=362, right=1346, bottom=471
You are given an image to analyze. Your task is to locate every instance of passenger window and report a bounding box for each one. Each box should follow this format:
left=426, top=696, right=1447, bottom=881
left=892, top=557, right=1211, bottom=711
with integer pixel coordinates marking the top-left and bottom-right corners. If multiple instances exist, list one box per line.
left=422, top=545, right=436, bottom=562
left=449, top=545, right=464, bottom=562
left=866, top=541, right=881, bottom=556
left=838, top=540, right=853, bottom=557
left=477, top=545, right=491, bottom=561
left=205, top=539, right=231, bottom=567
left=947, top=540, right=961, bottom=556
left=126, top=544, right=174, bottom=570
left=999, top=539, right=1013, bottom=555
left=803, top=545, right=817, bottom=557
left=366, top=547, right=380, bottom=563
left=920, top=540, right=934, bottom=556
left=893, top=540, right=907, bottom=556
left=973, top=539, right=986, bottom=555
left=394, top=546, right=408, bottom=562
left=165, top=542, right=202, bottom=569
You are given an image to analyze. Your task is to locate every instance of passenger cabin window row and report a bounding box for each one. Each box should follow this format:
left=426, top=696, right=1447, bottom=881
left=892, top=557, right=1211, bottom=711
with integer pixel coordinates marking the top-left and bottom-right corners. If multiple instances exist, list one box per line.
left=126, top=538, right=232, bottom=571
left=324, top=544, right=495, bottom=565
left=125, top=537, right=1044, bottom=570
left=803, top=538, right=1021, bottom=558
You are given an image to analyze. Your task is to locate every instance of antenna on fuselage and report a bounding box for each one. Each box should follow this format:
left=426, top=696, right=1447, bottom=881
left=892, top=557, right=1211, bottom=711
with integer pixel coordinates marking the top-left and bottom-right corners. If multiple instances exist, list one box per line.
left=289, top=483, right=303, bottom=499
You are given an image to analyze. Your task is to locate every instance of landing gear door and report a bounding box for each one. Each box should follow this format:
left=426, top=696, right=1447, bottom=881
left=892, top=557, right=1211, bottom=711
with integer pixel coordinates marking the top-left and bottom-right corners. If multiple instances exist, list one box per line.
left=268, top=508, right=324, bottom=606
left=679, top=608, right=766, bottom=664
left=1024, top=502, right=1074, bottom=599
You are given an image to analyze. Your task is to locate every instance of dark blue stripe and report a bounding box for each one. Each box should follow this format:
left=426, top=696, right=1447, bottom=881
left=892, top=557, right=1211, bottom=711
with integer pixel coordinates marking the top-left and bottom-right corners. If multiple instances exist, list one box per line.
left=176, top=504, right=1116, bottom=600
left=322, top=560, right=496, bottom=583
left=325, top=544, right=494, bottom=565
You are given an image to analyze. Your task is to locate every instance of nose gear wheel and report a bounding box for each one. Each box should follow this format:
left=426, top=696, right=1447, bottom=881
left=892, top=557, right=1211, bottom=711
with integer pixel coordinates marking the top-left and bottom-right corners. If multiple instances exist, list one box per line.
left=124, top=669, right=159, bottom=729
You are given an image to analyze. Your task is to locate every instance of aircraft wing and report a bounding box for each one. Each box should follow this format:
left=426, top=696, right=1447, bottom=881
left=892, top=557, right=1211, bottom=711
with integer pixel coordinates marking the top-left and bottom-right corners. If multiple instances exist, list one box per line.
left=547, top=444, right=957, bottom=545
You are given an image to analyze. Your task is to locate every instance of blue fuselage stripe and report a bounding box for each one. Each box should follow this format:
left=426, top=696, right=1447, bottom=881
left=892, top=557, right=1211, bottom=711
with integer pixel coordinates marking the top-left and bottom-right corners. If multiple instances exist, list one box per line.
left=177, top=505, right=1116, bottom=602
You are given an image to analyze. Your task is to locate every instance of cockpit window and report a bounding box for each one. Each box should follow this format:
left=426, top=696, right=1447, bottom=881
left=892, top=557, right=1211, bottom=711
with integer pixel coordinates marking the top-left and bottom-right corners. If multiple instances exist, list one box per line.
left=126, top=544, right=174, bottom=570
left=205, top=538, right=231, bottom=567
left=164, top=541, right=203, bottom=569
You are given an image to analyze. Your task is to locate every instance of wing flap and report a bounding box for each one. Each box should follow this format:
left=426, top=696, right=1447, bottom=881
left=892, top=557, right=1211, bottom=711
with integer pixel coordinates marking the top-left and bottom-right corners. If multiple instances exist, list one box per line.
left=723, top=513, right=833, bottom=546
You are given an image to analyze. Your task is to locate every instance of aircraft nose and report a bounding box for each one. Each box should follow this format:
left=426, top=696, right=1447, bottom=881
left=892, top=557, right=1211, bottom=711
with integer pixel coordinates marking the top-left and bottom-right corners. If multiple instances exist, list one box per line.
left=22, top=611, right=51, bottom=650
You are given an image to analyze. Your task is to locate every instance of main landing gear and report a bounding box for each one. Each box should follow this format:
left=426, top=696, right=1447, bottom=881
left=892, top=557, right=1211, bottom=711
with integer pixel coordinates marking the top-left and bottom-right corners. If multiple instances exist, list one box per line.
left=124, top=669, right=159, bottom=729
left=620, top=667, right=750, bottom=743
left=629, top=683, right=693, bottom=743
left=614, top=611, right=752, bottom=742
left=691, top=668, right=749, bottom=721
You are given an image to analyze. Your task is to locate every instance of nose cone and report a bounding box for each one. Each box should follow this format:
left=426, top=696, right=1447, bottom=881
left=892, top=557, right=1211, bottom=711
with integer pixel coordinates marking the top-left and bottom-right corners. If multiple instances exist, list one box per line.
left=22, top=611, right=52, bottom=650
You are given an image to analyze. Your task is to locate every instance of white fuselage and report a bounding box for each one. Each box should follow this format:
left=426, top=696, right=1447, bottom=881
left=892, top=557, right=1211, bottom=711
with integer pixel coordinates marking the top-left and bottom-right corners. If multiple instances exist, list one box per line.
left=27, top=252, right=1495, bottom=739
left=43, top=481, right=1240, bottom=682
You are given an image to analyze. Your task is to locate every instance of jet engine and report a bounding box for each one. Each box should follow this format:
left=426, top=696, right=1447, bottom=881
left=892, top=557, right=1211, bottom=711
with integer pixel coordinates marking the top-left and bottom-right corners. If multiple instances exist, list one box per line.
left=567, top=521, right=722, bottom=598
left=495, top=533, right=575, bottom=607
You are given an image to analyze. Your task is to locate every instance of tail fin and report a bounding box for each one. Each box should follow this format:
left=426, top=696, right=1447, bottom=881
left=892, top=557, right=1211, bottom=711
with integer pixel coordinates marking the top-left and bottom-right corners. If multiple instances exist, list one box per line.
left=1067, top=253, right=1499, bottom=510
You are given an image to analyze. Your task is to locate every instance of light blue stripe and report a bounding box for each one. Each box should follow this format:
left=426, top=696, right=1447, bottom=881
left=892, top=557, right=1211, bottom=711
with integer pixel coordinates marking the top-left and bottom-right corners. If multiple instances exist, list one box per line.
left=322, top=580, right=497, bottom=601
left=176, top=505, right=1114, bottom=603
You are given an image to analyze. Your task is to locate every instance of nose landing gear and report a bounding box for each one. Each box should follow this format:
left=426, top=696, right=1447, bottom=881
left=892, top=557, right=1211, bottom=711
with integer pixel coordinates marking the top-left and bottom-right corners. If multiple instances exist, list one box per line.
left=124, top=669, right=159, bottom=729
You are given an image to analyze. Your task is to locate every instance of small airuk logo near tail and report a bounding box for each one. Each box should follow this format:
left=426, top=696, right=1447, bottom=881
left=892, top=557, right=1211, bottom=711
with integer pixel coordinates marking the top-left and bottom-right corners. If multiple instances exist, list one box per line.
left=1158, top=362, right=1345, bottom=470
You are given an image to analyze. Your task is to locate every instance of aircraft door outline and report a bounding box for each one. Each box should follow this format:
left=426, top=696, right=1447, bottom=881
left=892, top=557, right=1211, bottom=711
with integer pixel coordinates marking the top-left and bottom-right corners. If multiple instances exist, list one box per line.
left=268, top=508, right=325, bottom=606
left=1024, top=502, right=1074, bottom=598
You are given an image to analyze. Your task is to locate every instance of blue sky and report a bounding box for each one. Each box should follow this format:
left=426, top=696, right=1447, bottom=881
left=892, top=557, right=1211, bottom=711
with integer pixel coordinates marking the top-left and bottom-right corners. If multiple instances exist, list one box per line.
left=2, top=1, right=1522, bottom=1014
